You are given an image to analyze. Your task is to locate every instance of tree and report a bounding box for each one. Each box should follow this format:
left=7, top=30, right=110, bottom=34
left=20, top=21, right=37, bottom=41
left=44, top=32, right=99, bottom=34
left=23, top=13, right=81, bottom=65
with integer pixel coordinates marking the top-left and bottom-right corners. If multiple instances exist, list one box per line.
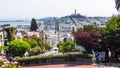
left=30, top=18, right=38, bottom=31
left=3, top=27, right=15, bottom=42
left=31, top=36, right=52, bottom=50
left=103, top=15, right=120, bottom=50
left=115, top=0, right=120, bottom=11
left=57, top=41, right=75, bottom=52
left=23, top=36, right=52, bottom=52
left=23, top=38, right=38, bottom=48
left=7, top=40, right=30, bottom=57
left=74, top=25, right=102, bottom=52
left=31, top=36, right=43, bottom=48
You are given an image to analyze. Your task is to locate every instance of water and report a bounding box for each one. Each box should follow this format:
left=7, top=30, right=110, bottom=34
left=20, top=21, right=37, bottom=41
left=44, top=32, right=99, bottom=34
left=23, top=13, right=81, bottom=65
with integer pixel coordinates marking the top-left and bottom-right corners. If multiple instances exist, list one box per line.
left=0, top=21, right=31, bottom=26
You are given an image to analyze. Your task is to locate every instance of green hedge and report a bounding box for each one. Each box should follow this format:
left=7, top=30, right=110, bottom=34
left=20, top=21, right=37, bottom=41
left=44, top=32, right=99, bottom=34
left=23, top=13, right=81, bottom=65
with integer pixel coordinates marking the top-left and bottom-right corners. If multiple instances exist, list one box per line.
left=14, top=53, right=94, bottom=65
left=29, top=46, right=42, bottom=56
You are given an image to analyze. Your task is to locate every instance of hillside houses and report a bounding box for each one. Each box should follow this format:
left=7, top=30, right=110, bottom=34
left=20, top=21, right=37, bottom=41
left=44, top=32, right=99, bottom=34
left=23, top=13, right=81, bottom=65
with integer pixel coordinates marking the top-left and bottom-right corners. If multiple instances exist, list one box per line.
left=57, top=16, right=109, bottom=32
left=0, top=14, right=109, bottom=48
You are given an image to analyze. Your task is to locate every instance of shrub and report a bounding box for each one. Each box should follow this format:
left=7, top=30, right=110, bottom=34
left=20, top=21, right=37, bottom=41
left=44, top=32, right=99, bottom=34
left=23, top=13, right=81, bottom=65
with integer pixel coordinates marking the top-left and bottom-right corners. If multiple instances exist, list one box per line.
left=29, top=46, right=42, bottom=56
left=58, top=41, right=75, bottom=52
left=0, top=61, right=4, bottom=67
left=0, top=46, right=2, bottom=51
left=1, top=63, right=23, bottom=68
left=7, top=40, right=30, bottom=57
left=43, top=41, right=52, bottom=49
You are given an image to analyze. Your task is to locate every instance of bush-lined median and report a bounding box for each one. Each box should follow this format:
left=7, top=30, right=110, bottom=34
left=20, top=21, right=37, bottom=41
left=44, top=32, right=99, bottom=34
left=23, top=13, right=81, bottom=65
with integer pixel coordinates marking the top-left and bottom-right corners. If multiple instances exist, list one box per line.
left=14, top=53, right=94, bottom=66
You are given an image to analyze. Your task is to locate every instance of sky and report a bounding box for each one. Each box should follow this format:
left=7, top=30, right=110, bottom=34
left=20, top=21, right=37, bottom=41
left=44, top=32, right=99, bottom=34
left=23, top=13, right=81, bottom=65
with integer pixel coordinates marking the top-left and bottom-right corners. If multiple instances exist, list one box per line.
left=0, top=0, right=118, bottom=19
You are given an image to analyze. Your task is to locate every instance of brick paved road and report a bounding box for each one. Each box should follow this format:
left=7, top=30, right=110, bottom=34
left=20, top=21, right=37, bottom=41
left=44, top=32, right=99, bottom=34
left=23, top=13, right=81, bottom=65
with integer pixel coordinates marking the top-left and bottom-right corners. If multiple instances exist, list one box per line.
left=24, top=63, right=98, bottom=68
left=24, top=63, right=120, bottom=68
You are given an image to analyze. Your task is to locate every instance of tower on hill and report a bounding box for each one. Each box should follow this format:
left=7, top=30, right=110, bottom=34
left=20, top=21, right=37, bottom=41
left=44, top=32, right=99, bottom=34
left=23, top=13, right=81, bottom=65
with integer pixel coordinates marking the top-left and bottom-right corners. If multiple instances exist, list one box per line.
left=74, top=9, right=77, bottom=15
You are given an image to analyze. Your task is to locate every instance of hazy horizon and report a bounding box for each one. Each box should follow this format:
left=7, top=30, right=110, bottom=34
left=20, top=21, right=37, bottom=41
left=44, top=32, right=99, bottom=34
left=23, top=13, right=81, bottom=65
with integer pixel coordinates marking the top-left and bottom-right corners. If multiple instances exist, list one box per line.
left=0, top=0, right=118, bottom=20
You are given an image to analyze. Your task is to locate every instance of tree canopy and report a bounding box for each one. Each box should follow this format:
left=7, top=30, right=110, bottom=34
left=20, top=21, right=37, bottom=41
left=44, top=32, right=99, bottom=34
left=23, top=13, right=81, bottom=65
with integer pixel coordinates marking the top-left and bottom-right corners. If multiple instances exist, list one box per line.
left=23, top=36, right=52, bottom=52
left=103, top=15, right=120, bottom=50
left=3, top=27, right=15, bottom=42
left=74, top=25, right=103, bottom=52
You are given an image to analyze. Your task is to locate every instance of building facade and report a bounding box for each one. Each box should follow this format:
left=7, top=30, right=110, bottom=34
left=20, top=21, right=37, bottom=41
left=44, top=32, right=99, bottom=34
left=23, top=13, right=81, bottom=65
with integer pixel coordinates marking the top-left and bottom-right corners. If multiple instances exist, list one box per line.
left=0, top=31, right=4, bottom=46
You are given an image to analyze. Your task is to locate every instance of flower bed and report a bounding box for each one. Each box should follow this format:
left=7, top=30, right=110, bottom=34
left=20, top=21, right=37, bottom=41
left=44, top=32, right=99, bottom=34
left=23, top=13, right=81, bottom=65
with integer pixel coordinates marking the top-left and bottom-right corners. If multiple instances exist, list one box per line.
left=0, top=61, right=23, bottom=68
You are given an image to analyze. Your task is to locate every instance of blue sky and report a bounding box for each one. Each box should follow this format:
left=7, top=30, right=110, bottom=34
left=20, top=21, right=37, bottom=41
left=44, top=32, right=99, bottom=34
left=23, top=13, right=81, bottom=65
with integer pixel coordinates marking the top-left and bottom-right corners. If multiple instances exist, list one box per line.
left=0, top=0, right=118, bottom=19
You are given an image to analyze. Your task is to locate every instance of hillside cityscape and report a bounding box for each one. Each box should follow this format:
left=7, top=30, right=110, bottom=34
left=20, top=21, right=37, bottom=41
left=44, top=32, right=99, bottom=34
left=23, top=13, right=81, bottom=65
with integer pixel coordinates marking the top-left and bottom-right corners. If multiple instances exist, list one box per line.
left=0, top=0, right=120, bottom=68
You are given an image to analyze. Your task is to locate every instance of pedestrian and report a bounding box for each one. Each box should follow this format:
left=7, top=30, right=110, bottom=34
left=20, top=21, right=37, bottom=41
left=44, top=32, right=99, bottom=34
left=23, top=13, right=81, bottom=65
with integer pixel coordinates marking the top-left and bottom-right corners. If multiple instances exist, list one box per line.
left=115, top=49, right=119, bottom=62
left=108, top=48, right=112, bottom=65
left=105, top=47, right=110, bottom=62
left=97, top=53, right=102, bottom=63
left=10, top=56, right=13, bottom=62
left=95, top=52, right=98, bottom=62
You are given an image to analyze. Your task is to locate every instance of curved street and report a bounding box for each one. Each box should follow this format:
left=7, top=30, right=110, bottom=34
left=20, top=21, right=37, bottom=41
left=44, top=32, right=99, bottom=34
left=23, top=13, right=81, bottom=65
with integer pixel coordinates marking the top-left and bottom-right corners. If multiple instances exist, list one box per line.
left=24, top=64, right=98, bottom=68
left=23, top=61, right=120, bottom=68
left=24, top=63, right=98, bottom=68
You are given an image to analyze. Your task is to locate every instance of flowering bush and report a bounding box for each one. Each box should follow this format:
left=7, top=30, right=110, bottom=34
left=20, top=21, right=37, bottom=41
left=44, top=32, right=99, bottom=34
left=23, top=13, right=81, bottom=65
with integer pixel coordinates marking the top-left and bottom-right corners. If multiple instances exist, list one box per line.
left=0, top=61, right=4, bottom=67
left=1, top=62, right=22, bottom=68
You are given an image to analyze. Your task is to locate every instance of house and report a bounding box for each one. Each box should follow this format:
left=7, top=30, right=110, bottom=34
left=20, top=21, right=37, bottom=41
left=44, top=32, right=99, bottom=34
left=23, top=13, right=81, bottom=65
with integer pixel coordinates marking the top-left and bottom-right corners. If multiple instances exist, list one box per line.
left=0, top=31, right=4, bottom=54
left=0, top=31, right=4, bottom=46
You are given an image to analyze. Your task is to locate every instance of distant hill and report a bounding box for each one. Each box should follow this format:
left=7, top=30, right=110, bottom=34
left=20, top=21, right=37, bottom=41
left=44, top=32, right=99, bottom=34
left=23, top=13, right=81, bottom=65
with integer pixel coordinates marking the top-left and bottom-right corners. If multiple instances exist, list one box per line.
left=62, top=13, right=86, bottom=18
left=0, top=20, right=29, bottom=22
left=37, top=17, right=59, bottom=22
left=0, top=17, right=59, bottom=22
left=58, top=13, right=110, bottom=27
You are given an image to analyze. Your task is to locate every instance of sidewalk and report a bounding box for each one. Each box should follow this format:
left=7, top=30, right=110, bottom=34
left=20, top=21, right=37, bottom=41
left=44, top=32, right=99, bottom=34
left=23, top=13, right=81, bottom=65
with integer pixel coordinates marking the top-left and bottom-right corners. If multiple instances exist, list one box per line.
left=92, top=63, right=120, bottom=68
left=24, top=61, right=120, bottom=68
left=24, top=63, right=120, bottom=68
